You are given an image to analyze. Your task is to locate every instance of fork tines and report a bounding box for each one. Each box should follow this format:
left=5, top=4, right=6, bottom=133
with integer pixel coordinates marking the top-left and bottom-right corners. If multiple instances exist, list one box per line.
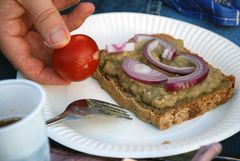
left=88, top=99, right=132, bottom=120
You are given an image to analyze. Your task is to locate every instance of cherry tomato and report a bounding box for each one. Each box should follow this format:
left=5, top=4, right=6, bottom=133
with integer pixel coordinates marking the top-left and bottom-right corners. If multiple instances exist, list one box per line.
left=53, top=34, right=99, bottom=81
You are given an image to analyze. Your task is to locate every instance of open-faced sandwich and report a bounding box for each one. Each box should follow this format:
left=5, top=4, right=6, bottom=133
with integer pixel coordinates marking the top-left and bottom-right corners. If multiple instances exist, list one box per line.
left=93, top=34, right=235, bottom=130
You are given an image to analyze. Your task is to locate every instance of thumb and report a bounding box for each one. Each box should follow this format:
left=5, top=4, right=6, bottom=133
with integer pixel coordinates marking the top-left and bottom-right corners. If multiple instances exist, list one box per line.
left=18, top=0, right=70, bottom=48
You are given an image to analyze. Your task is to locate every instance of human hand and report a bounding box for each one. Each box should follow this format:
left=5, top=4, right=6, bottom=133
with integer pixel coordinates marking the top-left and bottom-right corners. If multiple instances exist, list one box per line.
left=191, top=143, right=222, bottom=161
left=0, top=0, right=95, bottom=85
left=122, top=143, right=222, bottom=161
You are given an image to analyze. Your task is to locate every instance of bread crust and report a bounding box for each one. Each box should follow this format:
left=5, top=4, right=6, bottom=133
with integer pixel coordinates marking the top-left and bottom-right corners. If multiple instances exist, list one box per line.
left=93, top=34, right=236, bottom=130
left=93, top=69, right=235, bottom=129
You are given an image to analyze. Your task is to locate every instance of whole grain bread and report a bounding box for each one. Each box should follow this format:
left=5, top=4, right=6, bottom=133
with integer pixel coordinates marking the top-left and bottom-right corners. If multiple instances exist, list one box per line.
left=93, top=34, right=235, bottom=130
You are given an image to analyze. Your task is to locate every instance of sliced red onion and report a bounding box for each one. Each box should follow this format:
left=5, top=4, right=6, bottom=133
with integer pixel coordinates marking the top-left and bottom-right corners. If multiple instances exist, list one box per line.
left=162, top=48, right=175, bottom=60
left=133, top=34, right=176, bottom=60
left=132, top=34, right=155, bottom=42
left=122, top=58, right=168, bottom=84
left=106, top=42, right=135, bottom=53
left=165, top=53, right=209, bottom=92
left=144, top=39, right=195, bottom=74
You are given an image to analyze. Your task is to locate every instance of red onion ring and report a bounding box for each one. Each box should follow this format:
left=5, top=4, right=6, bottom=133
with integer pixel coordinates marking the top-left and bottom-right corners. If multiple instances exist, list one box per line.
left=144, top=39, right=195, bottom=74
left=122, top=58, right=168, bottom=84
left=133, top=34, right=176, bottom=60
left=166, top=53, right=209, bottom=92
left=106, top=42, right=135, bottom=53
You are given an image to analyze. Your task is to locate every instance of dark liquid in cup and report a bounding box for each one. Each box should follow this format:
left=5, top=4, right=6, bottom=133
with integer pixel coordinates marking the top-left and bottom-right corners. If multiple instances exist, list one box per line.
left=0, top=117, right=21, bottom=127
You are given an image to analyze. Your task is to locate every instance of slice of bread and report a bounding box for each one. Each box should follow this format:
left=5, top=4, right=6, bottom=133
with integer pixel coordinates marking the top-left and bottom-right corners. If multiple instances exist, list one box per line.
left=93, top=34, right=235, bottom=130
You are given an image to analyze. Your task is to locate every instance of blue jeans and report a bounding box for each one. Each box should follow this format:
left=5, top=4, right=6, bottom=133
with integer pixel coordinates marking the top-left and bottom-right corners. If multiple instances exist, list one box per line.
left=82, top=0, right=162, bottom=15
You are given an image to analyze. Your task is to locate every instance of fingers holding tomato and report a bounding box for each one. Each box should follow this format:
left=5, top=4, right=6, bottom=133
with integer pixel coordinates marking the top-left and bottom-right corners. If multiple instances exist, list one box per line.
left=53, top=34, right=99, bottom=81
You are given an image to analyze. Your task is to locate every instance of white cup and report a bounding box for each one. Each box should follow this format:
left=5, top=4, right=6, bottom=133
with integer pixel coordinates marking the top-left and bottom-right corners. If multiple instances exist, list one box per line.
left=0, top=79, right=50, bottom=161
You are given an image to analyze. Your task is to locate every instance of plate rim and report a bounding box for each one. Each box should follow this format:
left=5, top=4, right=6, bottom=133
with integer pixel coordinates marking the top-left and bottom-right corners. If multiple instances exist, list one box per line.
left=86, top=12, right=240, bottom=48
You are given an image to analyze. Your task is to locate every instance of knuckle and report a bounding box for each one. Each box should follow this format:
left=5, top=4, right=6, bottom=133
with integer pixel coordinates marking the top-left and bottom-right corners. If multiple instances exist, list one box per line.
left=33, top=8, right=57, bottom=26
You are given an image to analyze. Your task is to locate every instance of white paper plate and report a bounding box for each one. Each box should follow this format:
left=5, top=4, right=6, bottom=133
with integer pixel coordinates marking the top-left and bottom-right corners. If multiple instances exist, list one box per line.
left=18, top=12, right=240, bottom=158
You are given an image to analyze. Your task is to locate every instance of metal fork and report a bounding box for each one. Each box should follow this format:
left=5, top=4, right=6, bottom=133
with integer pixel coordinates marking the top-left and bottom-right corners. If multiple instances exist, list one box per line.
left=46, top=99, right=132, bottom=125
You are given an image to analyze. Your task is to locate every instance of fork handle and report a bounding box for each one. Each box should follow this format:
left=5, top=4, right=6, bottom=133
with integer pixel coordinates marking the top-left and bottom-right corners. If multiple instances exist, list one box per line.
left=46, top=113, right=67, bottom=125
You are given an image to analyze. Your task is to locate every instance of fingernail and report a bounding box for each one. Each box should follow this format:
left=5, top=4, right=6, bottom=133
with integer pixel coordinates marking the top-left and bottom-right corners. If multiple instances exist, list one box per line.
left=49, top=27, right=68, bottom=47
